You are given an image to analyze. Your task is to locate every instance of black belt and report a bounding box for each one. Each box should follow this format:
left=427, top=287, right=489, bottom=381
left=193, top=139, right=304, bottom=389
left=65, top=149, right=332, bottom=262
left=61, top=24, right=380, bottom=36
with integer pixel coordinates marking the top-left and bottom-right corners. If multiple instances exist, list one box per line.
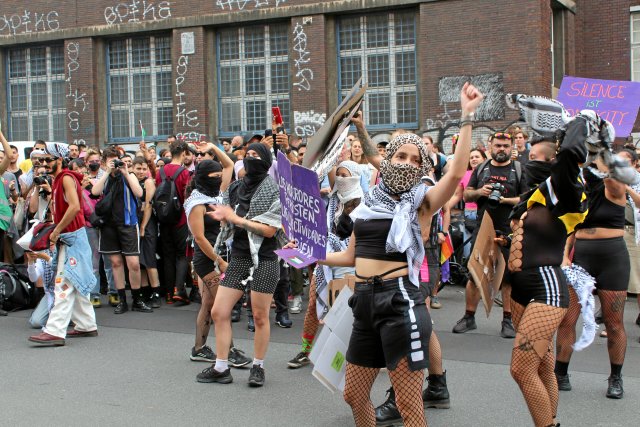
left=355, top=265, right=407, bottom=286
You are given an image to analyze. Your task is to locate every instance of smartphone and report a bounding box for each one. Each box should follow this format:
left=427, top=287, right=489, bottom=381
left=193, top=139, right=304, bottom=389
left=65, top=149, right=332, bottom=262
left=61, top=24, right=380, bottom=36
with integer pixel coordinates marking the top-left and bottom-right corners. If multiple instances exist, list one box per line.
left=272, top=106, right=283, bottom=126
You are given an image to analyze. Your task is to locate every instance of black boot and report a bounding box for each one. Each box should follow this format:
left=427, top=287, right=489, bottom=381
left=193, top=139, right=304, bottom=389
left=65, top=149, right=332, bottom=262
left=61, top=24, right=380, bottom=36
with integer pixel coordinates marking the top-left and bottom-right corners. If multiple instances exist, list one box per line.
left=374, top=387, right=402, bottom=426
left=423, top=371, right=450, bottom=409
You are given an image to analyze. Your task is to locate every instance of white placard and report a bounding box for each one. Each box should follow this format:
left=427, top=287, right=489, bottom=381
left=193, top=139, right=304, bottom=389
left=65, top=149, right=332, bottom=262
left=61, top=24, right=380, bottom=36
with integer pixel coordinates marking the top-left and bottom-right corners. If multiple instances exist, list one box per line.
left=181, top=32, right=195, bottom=55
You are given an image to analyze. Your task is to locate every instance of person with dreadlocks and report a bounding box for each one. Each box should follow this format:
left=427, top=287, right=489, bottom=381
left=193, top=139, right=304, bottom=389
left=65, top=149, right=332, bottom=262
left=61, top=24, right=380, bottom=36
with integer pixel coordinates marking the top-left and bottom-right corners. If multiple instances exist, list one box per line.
left=319, top=83, right=482, bottom=427
left=502, top=94, right=618, bottom=426
left=199, top=142, right=284, bottom=388
left=287, top=160, right=364, bottom=369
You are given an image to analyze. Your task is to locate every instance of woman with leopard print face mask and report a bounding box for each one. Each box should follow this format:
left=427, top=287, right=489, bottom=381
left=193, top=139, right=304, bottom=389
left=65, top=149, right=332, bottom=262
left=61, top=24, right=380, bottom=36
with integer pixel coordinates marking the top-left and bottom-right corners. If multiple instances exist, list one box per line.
left=320, top=83, right=483, bottom=427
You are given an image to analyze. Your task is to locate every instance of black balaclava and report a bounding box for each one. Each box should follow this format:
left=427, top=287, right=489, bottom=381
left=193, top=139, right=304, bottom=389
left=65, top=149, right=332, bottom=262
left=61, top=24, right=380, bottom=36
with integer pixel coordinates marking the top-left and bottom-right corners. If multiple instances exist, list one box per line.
left=195, top=159, right=223, bottom=197
left=524, top=160, right=554, bottom=188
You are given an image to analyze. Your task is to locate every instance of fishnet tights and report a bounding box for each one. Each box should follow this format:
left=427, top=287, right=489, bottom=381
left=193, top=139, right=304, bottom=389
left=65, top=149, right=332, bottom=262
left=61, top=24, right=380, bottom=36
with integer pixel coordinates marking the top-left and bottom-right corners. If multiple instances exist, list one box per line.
left=510, top=301, right=566, bottom=427
left=598, top=290, right=627, bottom=366
left=302, top=274, right=319, bottom=338
left=556, top=287, right=580, bottom=363
left=195, top=271, right=220, bottom=349
left=508, top=215, right=525, bottom=272
left=344, top=358, right=427, bottom=427
left=428, top=331, right=443, bottom=376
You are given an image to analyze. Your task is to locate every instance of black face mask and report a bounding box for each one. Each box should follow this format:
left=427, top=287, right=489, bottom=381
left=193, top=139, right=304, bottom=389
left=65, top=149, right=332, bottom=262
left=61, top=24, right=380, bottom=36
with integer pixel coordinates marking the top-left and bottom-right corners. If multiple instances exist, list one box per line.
left=88, top=163, right=100, bottom=172
left=524, top=160, right=554, bottom=188
left=335, top=214, right=354, bottom=239
left=197, top=177, right=222, bottom=197
left=243, top=156, right=270, bottom=177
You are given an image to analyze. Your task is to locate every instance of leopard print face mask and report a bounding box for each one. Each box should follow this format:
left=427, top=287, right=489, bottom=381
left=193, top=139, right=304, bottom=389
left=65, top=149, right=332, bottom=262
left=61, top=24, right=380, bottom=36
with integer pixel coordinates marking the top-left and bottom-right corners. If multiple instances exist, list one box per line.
left=380, top=133, right=432, bottom=194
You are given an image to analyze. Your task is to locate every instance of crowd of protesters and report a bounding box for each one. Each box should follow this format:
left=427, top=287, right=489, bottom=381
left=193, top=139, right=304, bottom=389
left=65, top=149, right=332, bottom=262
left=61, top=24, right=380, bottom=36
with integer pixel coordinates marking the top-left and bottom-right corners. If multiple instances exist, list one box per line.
left=2, top=84, right=640, bottom=427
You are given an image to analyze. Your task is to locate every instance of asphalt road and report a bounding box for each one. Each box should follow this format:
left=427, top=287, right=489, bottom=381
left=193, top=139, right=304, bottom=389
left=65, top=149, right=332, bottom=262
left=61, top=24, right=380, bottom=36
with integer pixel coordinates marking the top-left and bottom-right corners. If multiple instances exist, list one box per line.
left=1, top=284, right=638, bottom=427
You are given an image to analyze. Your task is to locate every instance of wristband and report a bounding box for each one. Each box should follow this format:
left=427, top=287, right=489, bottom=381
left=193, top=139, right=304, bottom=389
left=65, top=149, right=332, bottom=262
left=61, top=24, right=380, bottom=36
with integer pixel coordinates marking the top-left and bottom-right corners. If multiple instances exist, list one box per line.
left=460, top=111, right=475, bottom=128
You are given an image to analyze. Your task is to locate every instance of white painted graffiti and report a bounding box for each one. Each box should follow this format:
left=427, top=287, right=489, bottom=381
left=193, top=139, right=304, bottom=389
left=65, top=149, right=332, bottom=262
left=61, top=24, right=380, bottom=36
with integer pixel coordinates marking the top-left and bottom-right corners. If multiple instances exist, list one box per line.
left=176, top=131, right=207, bottom=142
left=73, top=139, right=87, bottom=145
left=424, top=103, right=461, bottom=130
left=292, top=22, right=313, bottom=92
left=104, top=1, right=172, bottom=25
left=66, top=42, right=89, bottom=134
left=294, top=110, right=326, bottom=137
left=175, top=55, right=200, bottom=129
left=215, top=0, right=286, bottom=11
left=0, top=10, right=59, bottom=35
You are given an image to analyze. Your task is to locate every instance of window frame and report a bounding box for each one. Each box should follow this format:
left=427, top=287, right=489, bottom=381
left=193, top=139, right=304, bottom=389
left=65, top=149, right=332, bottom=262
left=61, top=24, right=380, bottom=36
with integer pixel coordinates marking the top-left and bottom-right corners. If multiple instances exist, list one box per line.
left=5, top=45, right=66, bottom=142
left=106, top=34, right=173, bottom=143
left=631, top=11, right=640, bottom=82
left=337, top=10, right=419, bottom=131
left=216, top=23, right=291, bottom=137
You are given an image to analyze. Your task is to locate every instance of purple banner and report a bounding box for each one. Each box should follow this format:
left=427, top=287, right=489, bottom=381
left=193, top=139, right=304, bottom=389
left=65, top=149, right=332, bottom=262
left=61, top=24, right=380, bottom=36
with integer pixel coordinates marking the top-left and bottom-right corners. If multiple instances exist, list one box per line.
left=557, top=76, right=640, bottom=137
left=277, top=151, right=327, bottom=262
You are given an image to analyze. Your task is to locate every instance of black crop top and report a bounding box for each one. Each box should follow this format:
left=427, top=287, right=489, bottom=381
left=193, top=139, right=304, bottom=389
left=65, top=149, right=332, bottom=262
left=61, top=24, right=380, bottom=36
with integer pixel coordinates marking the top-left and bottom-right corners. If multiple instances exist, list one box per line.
left=353, top=219, right=407, bottom=262
left=579, top=196, right=625, bottom=230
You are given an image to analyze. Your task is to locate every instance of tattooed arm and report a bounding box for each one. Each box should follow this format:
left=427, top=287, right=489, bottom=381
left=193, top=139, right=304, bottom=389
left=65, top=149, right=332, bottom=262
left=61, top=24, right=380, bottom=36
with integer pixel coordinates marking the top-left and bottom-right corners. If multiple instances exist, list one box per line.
left=351, top=111, right=382, bottom=170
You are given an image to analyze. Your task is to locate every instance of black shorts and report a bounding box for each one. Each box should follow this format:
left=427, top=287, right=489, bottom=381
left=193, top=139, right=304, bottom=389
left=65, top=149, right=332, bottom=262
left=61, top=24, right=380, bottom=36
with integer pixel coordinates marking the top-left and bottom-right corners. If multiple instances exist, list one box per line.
left=511, top=266, right=569, bottom=308
left=221, top=256, right=280, bottom=295
left=99, top=224, right=140, bottom=256
left=574, top=236, right=630, bottom=291
left=139, top=233, right=157, bottom=268
left=347, top=277, right=432, bottom=372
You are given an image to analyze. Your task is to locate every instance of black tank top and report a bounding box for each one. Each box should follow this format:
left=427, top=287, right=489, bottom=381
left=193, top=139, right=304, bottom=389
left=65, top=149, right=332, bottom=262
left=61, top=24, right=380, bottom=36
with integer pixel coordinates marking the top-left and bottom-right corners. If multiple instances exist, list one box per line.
left=354, top=218, right=406, bottom=262
left=518, top=205, right=568, bottom=269
left=193, top=205, right=222, bottom=277
left=580, top=197, right=625, bottom=230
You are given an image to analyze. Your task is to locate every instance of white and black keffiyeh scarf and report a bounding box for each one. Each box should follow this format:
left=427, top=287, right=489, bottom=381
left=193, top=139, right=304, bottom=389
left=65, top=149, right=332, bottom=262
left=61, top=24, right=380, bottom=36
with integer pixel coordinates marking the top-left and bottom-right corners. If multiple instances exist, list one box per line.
left=350, top=181, right=429, bottom=286
left=184, top=189, right=223, bottom=231
left=562, top=264, right=597, bottom=351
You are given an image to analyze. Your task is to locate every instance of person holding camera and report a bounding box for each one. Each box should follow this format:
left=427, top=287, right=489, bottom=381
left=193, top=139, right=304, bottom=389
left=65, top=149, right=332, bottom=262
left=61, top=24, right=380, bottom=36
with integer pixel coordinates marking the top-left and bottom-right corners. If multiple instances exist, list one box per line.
left=452, top=131, right=526, bottom=338
left=91, top=147, right=152, bottom=314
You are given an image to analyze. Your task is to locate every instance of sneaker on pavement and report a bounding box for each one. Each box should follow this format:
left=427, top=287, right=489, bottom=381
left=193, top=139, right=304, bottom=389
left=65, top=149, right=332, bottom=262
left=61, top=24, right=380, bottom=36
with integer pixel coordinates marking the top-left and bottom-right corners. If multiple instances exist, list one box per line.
left=28, top=332, right=65, bottom=346
left=150, top=292, right=161, bottom=309
left=196, top=366, right=233, bottom=384
left=190, top=345, right=216, bottom=362
left=606, top=374, right=623, bottom=399
left=290, top=295, right=303, bottom=314
left=231, top=308, right=241, bottom=323
left=430, top=296, right=442, bottom=309
left=165, top=293, right=174, bottom=305
left=556, top=373, right=572, bottom=391
left=172, top=290, right=190, bottom=306
left=288, top=352, right=311, bottom=369
left=275, top=312, right=293, bottom=328
left=132, top=299, right=153, bottom=313
left=114, top=301, right=129, bottom=314
left=108, top=294, right=120, bottom=307
left=501, top=318, right=516, bottom=339
left=228, top=347, right=252, bottom=368
left=91, top=296, right=102, bottom=308
left=452, top=314, right=476, bottom=333
left=248, top=365, right=265, bottom=387
left=66, top=329, right=98, bottom=338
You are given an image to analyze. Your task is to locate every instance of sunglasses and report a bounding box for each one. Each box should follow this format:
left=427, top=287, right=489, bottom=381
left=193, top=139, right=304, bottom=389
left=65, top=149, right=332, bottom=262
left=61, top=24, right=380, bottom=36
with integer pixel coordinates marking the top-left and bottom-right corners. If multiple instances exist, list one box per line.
left=492, top=132, right=512, bottom=140
left=195, top=151, right=214, bottom=157
left=41, top=157, right=57, bottom=164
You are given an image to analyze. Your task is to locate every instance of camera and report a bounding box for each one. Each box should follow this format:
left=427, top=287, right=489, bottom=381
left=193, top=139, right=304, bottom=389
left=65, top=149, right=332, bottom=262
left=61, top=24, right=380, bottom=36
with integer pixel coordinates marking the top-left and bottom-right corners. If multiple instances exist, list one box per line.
left=34, top=175, right=52, bottom=186
left=114, top=160, right=125, bottom=168
left=487, top=183, right=505, bottom=207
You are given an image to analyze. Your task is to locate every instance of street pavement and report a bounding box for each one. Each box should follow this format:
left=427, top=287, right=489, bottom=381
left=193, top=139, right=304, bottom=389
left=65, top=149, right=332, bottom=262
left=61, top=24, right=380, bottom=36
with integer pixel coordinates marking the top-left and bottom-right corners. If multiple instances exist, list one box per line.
left=1, top=284, right=639, bottom=427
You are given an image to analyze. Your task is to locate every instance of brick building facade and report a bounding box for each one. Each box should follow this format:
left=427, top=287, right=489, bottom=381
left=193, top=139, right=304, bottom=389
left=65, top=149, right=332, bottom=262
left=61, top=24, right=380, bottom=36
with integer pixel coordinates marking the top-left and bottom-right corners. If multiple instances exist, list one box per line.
left=0, top=0, right=638, bottom=149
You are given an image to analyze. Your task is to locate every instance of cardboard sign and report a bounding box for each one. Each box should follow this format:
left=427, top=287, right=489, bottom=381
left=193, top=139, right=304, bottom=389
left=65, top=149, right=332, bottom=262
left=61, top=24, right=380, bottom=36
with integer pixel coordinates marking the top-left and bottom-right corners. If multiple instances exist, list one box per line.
left=557, top=76, right=640, bottom=137
left=328, top=275, right=356, bottom=306
left=467, top=214, right=505, bottom=317
left=276, top=151, right=327, bottom=265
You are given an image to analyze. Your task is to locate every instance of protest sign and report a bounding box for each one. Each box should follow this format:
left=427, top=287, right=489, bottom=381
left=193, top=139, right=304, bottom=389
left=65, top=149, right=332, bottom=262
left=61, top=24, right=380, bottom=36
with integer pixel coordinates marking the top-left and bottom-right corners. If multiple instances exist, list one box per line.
left=557, top=76, right=640, bottom=137
left=276, top=151, right=327, bottom=267
left=467, top=214, right=505, bottom=317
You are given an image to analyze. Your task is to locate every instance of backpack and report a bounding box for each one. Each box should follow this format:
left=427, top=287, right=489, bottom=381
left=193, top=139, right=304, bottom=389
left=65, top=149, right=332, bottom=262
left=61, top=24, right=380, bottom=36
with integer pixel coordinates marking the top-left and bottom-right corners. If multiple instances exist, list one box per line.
left=475, top=159, right=523, bottom=192
left=153, top=166, right=185, bottom=224
left=0, top=263, right=35, bottom=312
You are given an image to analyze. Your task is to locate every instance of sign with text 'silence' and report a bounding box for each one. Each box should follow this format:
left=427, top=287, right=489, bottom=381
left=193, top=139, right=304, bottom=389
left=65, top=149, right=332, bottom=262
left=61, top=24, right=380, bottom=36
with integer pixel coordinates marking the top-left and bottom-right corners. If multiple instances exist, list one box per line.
left=557, top=76, right=640, bottom=137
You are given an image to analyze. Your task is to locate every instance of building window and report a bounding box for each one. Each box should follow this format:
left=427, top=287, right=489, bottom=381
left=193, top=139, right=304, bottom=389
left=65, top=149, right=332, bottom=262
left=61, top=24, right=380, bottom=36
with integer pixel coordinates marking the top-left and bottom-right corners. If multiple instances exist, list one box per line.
left=217, top=24, right=290, bottom=135
left=632, top=12, right=640, bottom=81
left=107, top=35, right=172, bottom=141
left=338, top=11, right=418, bottom=128
left=6, top=45, right=66, bottom=141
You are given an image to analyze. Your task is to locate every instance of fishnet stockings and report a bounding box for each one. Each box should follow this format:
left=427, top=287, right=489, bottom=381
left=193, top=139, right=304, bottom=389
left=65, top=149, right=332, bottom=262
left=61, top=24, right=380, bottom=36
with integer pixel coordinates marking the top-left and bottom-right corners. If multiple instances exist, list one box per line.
left=302, top=274, right=320, bottom=339
left=598, top=290, right=627, bottom=366
left=508, top=215, right=525, bottom=272
left=428, top=332, right=443, bottom=376
left=195, top=271, right=220, bottom=349
left=510, top=302, right=566, bottom=427
left=343, top=364, right=380, bottom=427
left=556, top=287, right=580, bottom=363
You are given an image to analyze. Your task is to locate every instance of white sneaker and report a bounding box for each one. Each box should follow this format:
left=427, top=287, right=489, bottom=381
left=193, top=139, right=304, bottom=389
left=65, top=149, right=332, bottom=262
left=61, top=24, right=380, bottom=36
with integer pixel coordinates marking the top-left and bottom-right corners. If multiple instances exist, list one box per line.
left=290, top=295, right=303, bottom=314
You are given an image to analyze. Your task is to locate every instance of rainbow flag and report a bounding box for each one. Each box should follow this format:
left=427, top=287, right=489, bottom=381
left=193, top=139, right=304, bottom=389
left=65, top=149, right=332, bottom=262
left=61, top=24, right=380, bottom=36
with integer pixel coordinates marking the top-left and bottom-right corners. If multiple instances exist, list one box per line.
left=440, top=234, right=454, bottom=265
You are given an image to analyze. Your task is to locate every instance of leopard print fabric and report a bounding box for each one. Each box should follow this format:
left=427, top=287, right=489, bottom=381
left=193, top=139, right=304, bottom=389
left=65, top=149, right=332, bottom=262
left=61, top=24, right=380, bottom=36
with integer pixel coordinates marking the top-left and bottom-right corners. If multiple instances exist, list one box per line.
left=380, top=133, right=432, bottom=194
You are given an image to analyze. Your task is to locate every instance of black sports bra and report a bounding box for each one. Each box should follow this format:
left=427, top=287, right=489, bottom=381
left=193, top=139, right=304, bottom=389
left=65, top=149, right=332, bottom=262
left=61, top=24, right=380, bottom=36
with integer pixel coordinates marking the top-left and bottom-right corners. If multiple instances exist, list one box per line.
left=578, top=196, right=625, bottom=230
left=353, top=219, right=406, bottom=262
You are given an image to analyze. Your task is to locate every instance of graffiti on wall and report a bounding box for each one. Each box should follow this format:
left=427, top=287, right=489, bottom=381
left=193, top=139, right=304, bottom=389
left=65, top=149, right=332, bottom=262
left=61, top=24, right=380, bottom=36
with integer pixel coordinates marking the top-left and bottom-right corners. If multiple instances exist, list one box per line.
left=104, top=1, right=172, bottom=25
left=0, top=10, right=59, bottom=35
left=216, top=0, right=287, bottom=11
left=436, top=72, right=505, bottom=122
left=294, top=110, right=326, bottom=137
left=292, top=21, right=313, bottom=92
left=66, top=42, right=89, bottom=136
left=175, top=55, right=200, bottom=130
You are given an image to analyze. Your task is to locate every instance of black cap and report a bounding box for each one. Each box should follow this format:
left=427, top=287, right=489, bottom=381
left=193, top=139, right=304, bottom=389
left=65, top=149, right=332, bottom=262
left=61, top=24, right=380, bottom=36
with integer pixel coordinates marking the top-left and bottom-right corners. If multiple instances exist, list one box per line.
left=244, top=133, right=263, bottom=144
